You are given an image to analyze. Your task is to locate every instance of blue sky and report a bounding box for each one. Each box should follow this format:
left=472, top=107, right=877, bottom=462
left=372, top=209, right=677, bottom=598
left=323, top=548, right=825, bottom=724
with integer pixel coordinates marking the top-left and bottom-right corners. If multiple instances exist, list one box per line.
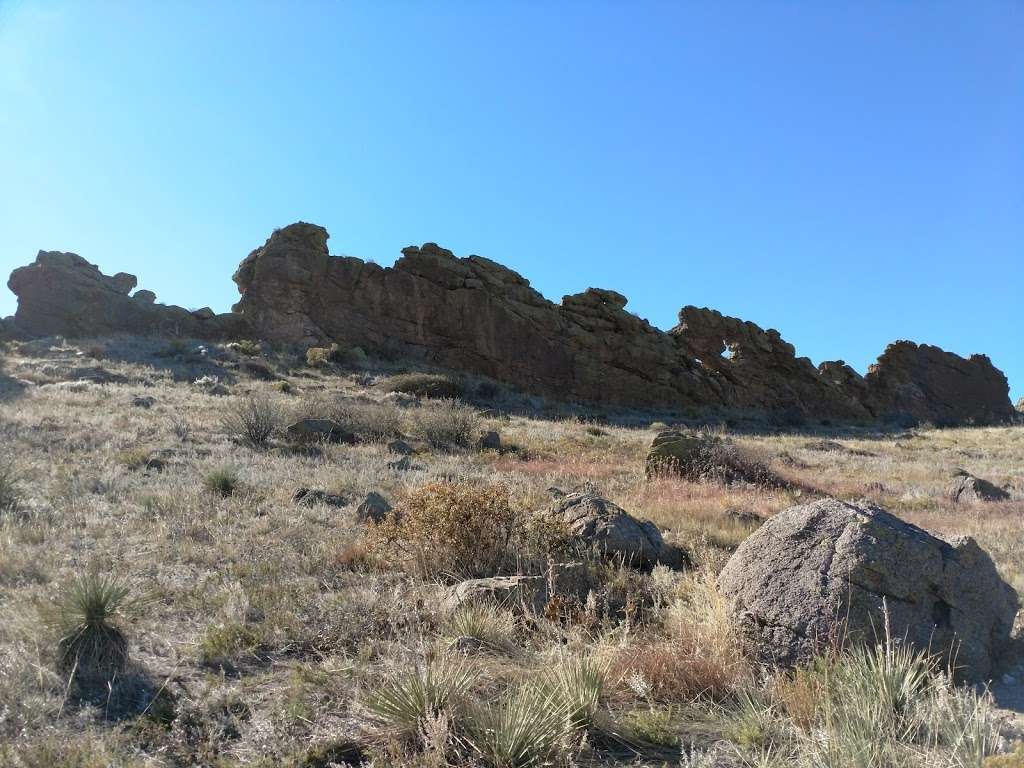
left=1, top=1, right=1021, bottom=399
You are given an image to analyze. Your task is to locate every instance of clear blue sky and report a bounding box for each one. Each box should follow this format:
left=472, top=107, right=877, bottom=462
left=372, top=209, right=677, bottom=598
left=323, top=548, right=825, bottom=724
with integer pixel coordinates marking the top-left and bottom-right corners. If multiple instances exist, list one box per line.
left=1, top=1, right=1021, bottom=400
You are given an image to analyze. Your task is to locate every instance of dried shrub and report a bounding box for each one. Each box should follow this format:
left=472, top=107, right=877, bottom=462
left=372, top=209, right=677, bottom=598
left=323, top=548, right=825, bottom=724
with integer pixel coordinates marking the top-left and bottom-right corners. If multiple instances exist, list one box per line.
left=329, top=398, right=404, bottom=443
left=220, top=394, right=281, bottom=447
left=411, top=399, right=480, bottom=449
left=368, top=481, right=528, bottom=580
left=384, top=372, right=464, bottom=400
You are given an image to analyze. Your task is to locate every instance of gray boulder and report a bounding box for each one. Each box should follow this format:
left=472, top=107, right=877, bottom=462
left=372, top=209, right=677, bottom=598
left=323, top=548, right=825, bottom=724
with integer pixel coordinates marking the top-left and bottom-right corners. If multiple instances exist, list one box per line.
left=545, top=491, right=685, bottom=570
left=644, top=430, right=702, bottom=478
left=947, top=469, right=1010, bottom=504
left=292, top=488, right=348, bottom=508
left=355, top=491, right=391, bottom=524
left=719, top=498, right=1017, bottom=682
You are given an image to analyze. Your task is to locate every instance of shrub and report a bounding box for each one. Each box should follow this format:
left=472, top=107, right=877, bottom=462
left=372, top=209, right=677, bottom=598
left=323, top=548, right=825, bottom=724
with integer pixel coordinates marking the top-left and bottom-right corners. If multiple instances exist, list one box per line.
left=220, top=394, right=281, bottom=447
left=0, top=460, right=22, bottom=517
left=199, top=622, right=261, bottom=668
left=204, top=467, right=239, bottom=497
left=329, top=398, right=404, bottom=443
left=384, top=372, right=463, bottom=400
left=369, top=481, right=526, bottom=580
left=305, top=344, right=341, bottom=367
left=364, top=659, right=474, bottom=738
left=50, top=573, right=135, bottom=691
left=411, top=399, right=480, bottom=449
left=229, top=339, right=263, bottom=357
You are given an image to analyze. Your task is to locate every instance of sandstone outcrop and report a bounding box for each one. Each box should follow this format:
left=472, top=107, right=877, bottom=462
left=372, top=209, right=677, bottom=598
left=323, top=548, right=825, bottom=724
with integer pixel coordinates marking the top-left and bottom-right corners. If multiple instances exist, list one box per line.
left=6, top=223, right=1016, bottom=426
left=7, top=251, right=245, bottom=339
left=862, top=341, right=1015, bottom=426
left=719, top=498, right=1018, bottom=682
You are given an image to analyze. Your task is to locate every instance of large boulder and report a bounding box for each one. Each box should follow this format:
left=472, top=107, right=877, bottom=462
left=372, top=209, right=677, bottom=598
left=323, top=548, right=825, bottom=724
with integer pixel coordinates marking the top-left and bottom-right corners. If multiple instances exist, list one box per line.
left=645, top=430, right=703, bottom=478
left=947, top=469, right=1010, bottom=504
left=719, top=498, right=1017, bottom=682
left=545, top=491, right=685, bottom=570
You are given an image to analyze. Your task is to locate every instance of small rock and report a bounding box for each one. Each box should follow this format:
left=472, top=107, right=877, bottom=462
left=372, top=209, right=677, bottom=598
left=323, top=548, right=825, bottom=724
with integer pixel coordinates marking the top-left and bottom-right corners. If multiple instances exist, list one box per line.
left=447, top=635, right=487, bottom=655
left=723, top=507, right=764, bottom=526
left=132, top=396, right=156, bottom=409
left=387, top=439, right=415, bottom=456
left=292, top=488, right=348, bottom=508
left=355, top=492, right=391, bottom=524
left=947, top=469, right=1010, bottom=504
left=145, top=457, right=166, bottom=473
left=477, top=430, right=502, bottom=451
left=387, top=456, right=412, bottom=471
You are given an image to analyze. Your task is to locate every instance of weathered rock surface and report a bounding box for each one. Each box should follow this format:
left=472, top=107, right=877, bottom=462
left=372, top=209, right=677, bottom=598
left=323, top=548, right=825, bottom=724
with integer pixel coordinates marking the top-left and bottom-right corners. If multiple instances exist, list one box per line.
left=947, top=470, right=1011, bottom=504
left=545, top=491, right=685, bottom=570
left=355, top=491, right=391, bottom=524
left=862, top=341, right=1016, bottom=426
left=292, top=488, right=349, bottom=508
left=8, top=251, right=246, bottom=339
left=719, top=498, right=1018, bottom=682
left=6, top=223, right=1016, bottom=426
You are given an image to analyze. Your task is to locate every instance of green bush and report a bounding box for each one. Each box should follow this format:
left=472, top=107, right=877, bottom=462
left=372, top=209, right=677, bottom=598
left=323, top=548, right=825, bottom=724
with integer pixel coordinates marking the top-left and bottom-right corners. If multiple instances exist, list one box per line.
left=204, top=467, right=239, bottom=497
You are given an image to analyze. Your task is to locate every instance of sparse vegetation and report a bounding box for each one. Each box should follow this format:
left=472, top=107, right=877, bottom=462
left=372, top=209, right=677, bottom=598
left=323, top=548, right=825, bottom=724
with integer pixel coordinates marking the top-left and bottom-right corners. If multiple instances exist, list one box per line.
left=385, top=372, right=464, bottom=399
left=220, top=393, right=281, bottom=446
left=411, top=398, right=480, bottom=449
left=0, top=459, right=23, bottom=517
left=204, top=466, right=239, bottom=496
left=0, top=338, right=1021, bottom=765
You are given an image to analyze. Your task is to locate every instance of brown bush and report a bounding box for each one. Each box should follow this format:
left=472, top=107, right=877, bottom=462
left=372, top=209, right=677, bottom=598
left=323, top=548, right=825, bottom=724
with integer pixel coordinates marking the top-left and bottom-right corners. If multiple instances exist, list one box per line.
left=384, top=372, right=464, bottom=400
left=368, top=481, right=527, bottom=580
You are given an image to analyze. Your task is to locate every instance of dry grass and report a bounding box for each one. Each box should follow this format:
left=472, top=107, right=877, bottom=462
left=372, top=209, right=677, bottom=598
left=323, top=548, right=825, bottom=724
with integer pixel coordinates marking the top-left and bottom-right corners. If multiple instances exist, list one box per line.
left=0, top=337, right=1020, bottom=766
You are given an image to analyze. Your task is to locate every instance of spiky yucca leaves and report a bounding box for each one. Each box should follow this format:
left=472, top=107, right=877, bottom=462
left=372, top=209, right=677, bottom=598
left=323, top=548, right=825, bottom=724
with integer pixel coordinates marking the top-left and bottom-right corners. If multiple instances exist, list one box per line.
left=446, top=602, right=517, bottom=652
left=203, top=466, right=239, bottom=497
left=540, top=656, right=607, bottom=732
left=464, top=683, right=571, bottom=768
left=52, top=573, right=135, bottom=691
left=364, top=659, right=475, bottom=737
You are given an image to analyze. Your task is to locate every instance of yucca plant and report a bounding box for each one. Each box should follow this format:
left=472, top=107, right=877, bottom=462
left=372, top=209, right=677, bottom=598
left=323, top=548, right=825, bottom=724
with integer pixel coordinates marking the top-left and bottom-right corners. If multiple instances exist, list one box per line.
left=51, top=573, right=136, bottom=692
left=540, top=656, right=607, bottom=732
left=364, top=659, right=475, bottom=737
left=447, top=603, right=517, bottom=652
left=204, top=467, right=239, bottom=497
left=464, top=683, right=571, bottom=768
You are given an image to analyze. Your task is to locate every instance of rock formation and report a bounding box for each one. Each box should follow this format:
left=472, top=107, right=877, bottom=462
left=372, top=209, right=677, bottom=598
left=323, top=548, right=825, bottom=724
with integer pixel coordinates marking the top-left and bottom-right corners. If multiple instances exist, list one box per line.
left=5, top=222, right=1016, bottom=426
left=719, top=498, right=1018, bottom=682
left=7, top=250, right=245, bottom=339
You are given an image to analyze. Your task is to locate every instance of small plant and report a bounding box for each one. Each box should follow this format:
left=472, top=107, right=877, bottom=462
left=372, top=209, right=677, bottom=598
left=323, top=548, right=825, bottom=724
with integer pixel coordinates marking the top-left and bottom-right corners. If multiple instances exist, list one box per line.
left=624, top=706, right=678, bottom=747
left=199, top=621, right=261, bottom=668
left=384, top=372, right=463, bottom=400
left=229, top=339, right=263, bottom=357
left=464, top=684, right=570, bottom=768
left=204, top=467, right=239, bottom=497
left=369, top=481, right=527, bottom=580
left=447, top=602, right=517, bottom=651
left=306, top=344, right=341, bottom=367
left=220, top=394, right=281, bottom=447
left=114, top=446, right=152, bottom=470
left=169, top=413, right=192, bottom=441
left=275, top=380, right=293, bottom=394
left=0, top=460, right=23, bottom=517
left=51, top=573, right=135, bottom=691
left=364, top=659, right=474, bottom=737
left=411, top=399, right=480, bottom=449
left=540, top=656, right=606, bottom=732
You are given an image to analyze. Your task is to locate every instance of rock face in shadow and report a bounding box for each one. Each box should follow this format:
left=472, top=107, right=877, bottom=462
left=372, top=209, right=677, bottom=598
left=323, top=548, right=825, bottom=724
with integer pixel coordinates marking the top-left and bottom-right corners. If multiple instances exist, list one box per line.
left=8, top=251, right=246, bottom=339
left=719, top=498, right=1018, bottom=682
left=862, top=341, right=1016, bottom=426
left=6, top=222, right=1016, bottom=425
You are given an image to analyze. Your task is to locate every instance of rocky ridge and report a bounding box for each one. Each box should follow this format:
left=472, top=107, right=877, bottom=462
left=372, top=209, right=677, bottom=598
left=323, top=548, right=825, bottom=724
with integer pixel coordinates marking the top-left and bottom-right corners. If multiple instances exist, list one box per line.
left=5, top=222, right=1017, bottom=425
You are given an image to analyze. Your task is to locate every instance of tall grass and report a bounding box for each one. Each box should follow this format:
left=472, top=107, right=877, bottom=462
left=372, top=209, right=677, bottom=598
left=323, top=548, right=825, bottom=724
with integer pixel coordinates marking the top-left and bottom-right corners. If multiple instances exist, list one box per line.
left=220, top=394, right=281, bottom=447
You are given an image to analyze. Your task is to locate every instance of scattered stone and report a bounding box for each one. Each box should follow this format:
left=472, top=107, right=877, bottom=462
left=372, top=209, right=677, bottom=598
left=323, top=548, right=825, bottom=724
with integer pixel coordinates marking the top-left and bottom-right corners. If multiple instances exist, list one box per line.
left=144, top=457, right=166, bottom=473
left=387, top=439, right=415, bottom=456
left=386, top=456, right=412, bottom=471
left=285, top=419, right=356, bottom=445
left=719, top=497, right=1018, bottom=682
left=546, top=486, right=566, bottom=498
left=802, top=439, right=875, bottom=457
left=477, top=430, right=502, bottom=451
left=443, top=575, right=541, bottom=614
left=132, top=395, right=156, bottom=409
left=544, top=491, right=685, bottom=570
left=355, top=492, right=391, bottom=524
left=292, top=488, right=348, bottom=508
left=947, top=469, right=1010, bottom=504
